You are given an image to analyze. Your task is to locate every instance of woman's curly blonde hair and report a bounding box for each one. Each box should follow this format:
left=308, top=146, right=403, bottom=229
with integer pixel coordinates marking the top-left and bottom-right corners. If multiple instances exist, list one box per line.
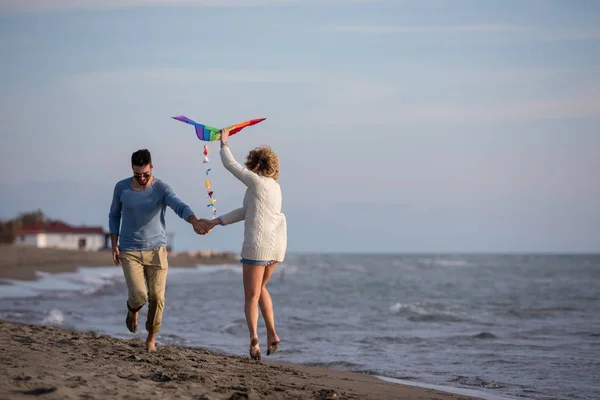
left=244, top=145, right=280, bottom=181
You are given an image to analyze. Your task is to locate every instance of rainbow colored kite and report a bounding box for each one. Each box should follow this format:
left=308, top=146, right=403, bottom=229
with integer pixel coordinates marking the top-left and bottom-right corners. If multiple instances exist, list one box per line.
left=171, top=116, right=266, bottom=141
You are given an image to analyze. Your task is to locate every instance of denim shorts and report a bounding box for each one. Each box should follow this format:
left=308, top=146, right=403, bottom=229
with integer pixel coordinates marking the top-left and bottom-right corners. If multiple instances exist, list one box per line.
left=240, top=258, right=276, bottom=266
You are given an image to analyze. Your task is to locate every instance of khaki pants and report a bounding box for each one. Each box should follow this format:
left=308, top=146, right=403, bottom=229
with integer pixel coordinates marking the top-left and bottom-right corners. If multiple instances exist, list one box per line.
left=120, top=246, right=169, bottom=333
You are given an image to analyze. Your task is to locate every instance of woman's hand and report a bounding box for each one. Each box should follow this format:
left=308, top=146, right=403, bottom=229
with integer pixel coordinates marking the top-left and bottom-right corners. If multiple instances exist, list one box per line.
left=220, top=127, right=230, bottom=143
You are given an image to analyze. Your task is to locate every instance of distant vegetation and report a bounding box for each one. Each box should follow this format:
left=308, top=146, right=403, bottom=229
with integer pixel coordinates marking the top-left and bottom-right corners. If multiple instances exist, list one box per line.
left=0, top=210, right=48, bottom=244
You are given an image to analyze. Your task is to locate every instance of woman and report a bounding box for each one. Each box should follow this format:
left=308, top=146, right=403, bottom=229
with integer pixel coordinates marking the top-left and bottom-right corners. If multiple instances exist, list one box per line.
left=201, top=127, right=287, bottom=360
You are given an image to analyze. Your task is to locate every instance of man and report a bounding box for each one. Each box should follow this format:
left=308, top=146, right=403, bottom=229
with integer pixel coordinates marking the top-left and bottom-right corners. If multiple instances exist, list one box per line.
left=109, top=148, right=207, bottom=351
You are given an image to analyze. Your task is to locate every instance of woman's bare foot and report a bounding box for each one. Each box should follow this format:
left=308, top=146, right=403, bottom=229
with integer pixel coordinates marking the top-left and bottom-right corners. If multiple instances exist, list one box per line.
left=146, top=332, right=157, bottom=352
left=266, top=332, right=280, bottom=356
left=249, top=337, right=261, bottom=360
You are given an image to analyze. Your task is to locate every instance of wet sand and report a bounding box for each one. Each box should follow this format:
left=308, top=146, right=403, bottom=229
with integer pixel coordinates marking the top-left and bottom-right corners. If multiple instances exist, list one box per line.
left=0, top=321, right=477, bottom=400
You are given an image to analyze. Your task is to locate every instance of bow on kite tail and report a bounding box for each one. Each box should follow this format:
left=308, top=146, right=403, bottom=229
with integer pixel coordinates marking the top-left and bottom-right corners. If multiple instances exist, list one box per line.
left=171, top=115, right=266, bottom=228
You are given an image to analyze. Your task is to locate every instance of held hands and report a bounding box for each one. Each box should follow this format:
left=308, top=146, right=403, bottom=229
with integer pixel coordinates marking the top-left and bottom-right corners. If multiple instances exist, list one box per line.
left=192, top=217, right=218, bottom=235
left=192, top=218, right=210, bottom=235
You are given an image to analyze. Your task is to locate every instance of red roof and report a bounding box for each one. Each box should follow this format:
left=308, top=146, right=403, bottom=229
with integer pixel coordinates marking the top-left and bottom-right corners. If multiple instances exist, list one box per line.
left=18, top=221, right=105, bottom=235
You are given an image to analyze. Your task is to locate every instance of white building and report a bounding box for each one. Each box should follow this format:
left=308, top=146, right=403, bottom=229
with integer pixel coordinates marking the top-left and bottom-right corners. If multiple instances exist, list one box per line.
left=15, top=221, right=107, bottom=251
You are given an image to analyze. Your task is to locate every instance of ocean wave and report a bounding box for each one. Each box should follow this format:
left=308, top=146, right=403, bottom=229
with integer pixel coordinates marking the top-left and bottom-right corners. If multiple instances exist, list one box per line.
left=193, top=265, right=242, bottom=274
left=473, top=332, right=497, bottom=339
left=42, top=309, right=65, bottom=325
left=311, top=261, right=335, bottom=269
left=505, top=306, right=578, bottom=319
left=357, top=336, right=425, bottom=345
left=449, top=375, right=505, bottom=389
left=389, top=302, right=471, bottom=322
left=343, top=264, right=366, bottom=272
left=220, top=319, right=247, bottom=335
left=305, top=360, right=364, bottom=370
left=417, top=257, right=473, bottom=267
left=158, top=333, right=190, bottom=347
left=278, top=264, right=298, bottom=275
left=360, top=370, right=419, bottom=381
left=0, top=308, right=46, bottom=323
left=574, top=331, right=600, bottom=338
left=285, top=316, right=332, bottom=331
left=285, top=315, right=358, bottom=331
left=273, top=348, right=303, bottom=355
left=191, top=264, right=297, bottom=276
left=0, top=267, right=124, bottom=300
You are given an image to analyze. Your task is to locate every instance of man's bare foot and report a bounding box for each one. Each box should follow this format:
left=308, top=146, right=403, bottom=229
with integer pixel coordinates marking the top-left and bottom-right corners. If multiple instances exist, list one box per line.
left=126, top=311, right=138, bottom=333
left=266, top=332, right=280, bottom=356
left=146, top=332, right=157, bottom=352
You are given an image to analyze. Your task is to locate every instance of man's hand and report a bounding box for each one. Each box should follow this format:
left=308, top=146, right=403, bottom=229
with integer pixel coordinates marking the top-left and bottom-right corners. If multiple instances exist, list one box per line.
left=112, top=247, right=120, bottom=266
left=110, top=234, right=119, bottom=265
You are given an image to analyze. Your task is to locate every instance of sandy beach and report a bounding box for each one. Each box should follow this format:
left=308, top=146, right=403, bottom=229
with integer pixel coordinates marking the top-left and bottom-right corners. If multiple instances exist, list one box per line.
left=0, top=321, right=477, bottom=400
left=0, top=244, right=239, bottom=281
left=0, top=245, right=482, bottom=400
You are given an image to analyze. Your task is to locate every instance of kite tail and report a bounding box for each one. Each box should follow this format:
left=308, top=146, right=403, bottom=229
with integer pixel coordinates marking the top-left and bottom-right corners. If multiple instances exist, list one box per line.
left=204, top=145, right=217, bottom=229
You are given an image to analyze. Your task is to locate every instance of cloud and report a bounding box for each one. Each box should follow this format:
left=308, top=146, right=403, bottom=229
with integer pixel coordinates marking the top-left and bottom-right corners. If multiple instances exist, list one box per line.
left=0, top=0, right=382, bottom=12
left=0, top=0, right=295, bottom=13
left=60, top=66, right=600, bottom=126
left=61, top=67, right=395, bottom=112
left=64, top=68, right=321, bottom=87
left=330, top=24, right=529, bottom=34
left=534, top=29, right=600, bottom=41
left=316, top=87, right=600, bottom=125
left=328, top=24, right=600, bottom=41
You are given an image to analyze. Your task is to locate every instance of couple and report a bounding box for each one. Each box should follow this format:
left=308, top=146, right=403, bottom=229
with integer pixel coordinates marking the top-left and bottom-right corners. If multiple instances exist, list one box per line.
left=108, top=127, right=286, bottom=360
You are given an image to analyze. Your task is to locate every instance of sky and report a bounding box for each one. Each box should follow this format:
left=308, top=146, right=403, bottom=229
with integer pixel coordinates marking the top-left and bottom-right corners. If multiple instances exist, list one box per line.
left=1, top=0, right=599, bottom=254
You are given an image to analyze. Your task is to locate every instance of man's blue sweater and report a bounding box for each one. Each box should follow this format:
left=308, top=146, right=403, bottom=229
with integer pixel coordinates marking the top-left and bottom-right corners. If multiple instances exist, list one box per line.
left=109, top=177, right=195, bottom=251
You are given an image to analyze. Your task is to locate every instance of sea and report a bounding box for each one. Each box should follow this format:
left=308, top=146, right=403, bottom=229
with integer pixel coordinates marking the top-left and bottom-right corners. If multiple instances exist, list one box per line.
left=0, top=254, right=598, bottom=400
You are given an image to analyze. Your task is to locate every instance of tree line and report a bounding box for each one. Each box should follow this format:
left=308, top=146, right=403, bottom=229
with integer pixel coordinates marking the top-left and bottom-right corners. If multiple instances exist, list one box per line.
left=0, top=210, right=48, bottom=244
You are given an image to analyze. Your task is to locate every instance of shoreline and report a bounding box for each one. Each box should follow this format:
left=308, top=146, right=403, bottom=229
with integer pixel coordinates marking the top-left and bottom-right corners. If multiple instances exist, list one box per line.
left=0, top=244, right=239, bottom=281
left=0, top=320, right=479, bottom=400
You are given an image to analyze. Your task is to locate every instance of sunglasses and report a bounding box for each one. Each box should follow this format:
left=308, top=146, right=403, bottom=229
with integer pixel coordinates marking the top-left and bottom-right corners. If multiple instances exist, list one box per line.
left=134, top=172, right=151, bottom=178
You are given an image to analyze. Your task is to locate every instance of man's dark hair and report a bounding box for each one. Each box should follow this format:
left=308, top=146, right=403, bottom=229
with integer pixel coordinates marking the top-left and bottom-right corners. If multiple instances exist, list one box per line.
left=131, top=149, right=152, bottom=167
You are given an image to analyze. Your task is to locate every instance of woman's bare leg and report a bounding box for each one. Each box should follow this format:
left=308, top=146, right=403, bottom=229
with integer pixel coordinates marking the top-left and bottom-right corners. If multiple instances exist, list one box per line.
left=243, top=264, right=265, bottom=359
left=258, top=262, right=280, bottom=353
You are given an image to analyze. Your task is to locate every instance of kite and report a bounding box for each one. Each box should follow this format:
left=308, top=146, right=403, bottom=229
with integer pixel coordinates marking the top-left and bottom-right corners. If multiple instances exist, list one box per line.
left=171, top=115, right=266, bottom=142
left=171, top=115, right=266, bottom=230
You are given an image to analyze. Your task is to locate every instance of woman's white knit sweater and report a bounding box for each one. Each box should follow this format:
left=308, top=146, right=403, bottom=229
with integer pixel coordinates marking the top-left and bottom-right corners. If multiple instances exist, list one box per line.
left=217, top=145, right=287, bottom=262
